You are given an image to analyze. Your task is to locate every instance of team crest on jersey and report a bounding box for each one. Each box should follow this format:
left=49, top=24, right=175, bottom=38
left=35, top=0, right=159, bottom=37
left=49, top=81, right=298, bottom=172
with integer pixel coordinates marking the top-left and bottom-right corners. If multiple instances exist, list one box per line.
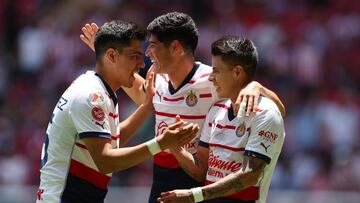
left=89, top=92, right=105, bottom=106
left=235, top=122, right=246, bottom=137
left=185, top=90, right=198, bottom=107
left=91, top=106, right=105, bottom=122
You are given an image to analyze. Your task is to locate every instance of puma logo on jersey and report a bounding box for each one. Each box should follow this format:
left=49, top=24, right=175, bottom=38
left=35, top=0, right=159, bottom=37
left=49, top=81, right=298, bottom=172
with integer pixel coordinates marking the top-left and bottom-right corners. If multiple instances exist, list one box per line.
left=95, top=121, right=105, bottom=129
left=156, top=90, right=163, bottom=102
left=37, top=188, right=44, bottom=200
left=260, top=142, right=270, bottom=152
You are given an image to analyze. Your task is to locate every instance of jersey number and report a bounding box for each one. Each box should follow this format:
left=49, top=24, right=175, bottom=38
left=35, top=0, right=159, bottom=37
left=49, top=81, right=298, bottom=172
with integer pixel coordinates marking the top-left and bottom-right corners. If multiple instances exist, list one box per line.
left=40, top=133, right=49, bottom=168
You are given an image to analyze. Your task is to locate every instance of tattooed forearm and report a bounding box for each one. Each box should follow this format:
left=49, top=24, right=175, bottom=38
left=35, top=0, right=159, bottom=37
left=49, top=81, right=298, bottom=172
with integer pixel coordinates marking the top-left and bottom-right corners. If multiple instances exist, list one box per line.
left=202, top=157, right=266, bottom=200
left=180, top=155, right=202, bottom=181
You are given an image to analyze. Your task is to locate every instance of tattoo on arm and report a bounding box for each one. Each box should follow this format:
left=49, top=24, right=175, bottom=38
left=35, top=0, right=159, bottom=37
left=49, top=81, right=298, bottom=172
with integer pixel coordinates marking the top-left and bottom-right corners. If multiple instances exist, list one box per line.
left=180, top=155, right=201, bottom=180
left=203, top=156, right=266, bottom=200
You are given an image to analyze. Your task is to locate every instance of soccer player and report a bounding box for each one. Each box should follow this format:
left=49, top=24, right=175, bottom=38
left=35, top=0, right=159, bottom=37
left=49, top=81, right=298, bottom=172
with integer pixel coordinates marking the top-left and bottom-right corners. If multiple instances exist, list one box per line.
left=37, top=20, right=199, bottom=203
left=80, top=12, right=285, bottom=203
left=157, top=36, right=285, bottom=203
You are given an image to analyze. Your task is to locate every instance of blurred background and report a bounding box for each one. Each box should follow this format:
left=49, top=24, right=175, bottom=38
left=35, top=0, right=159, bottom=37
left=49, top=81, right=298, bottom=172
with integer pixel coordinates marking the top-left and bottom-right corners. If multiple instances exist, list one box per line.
left=0, top=0, right=359, bottom=202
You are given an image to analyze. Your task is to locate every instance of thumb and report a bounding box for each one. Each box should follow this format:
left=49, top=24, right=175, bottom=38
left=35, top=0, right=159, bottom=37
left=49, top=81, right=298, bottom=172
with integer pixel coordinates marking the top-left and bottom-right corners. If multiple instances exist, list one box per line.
left=175, top=115, right=181, bottom=123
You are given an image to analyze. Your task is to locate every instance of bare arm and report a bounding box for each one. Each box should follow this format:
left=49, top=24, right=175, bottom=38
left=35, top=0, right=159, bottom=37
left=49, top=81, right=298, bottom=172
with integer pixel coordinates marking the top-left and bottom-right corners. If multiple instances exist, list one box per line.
left=234, top=81, right=286, bottom=117
left=158, top=156, right=267, bottom=203
left=83, top=121, right=199, bottom=174
left=202, top=156, right=266, bottom=200
left=171, top=146, right=209, bottom=182
left=119, top=72, right=156, bottom=145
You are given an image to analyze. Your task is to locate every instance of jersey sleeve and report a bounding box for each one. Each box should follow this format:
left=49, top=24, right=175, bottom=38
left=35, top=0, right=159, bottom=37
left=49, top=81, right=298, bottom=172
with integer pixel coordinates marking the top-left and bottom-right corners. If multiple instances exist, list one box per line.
left=69, top=90, right=112, bottom=140
left=245, top=108, right=284, bottom=164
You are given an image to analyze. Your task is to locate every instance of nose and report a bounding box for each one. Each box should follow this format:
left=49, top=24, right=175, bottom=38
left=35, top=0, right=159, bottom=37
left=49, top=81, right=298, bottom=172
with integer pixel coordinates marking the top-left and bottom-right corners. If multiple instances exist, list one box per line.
left=139, top=58, right=145, bottom=69
left=145, top=46, right=151, bottom=57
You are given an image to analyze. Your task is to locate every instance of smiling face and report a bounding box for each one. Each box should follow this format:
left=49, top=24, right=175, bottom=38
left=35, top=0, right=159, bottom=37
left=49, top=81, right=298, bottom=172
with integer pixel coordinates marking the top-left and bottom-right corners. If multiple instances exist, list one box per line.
left=145, top=34, right=174, bottom=74
left=112, top=39, right=145, bottom=88
left=209, top=56, right=244, bottom=100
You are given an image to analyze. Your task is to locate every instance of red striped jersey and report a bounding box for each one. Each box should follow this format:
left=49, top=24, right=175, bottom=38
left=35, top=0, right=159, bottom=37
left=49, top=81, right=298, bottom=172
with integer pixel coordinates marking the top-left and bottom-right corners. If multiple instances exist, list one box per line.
left=37, top=71, right=120, bottom=202
left=153, top=62, right=217, bottom=168
left=200, top=97, right=285, bottom=203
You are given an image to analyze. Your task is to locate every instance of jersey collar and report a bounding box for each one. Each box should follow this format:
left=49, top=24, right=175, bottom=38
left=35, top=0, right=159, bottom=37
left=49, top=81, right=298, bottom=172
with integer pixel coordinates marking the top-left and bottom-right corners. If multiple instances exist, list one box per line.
left=95, top=73, right=118, bottom=107
left=228, top=104, right=236, bottom=121
left=168, top=63, right=200, bottom=95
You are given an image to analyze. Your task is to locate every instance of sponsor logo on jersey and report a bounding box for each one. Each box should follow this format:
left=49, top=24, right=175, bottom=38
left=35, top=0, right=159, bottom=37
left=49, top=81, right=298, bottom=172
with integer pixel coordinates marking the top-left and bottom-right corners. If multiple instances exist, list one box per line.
left=89, top=92, right=105, bottom=106
left=156, top=121, right=168, bottom=137
left=258, top=130, right=278, bottom=143
left=208, top=150, right=242, bottom=173
left=37, top=188, right=44, bottom=200
left=91, top=106, right=105, bottom=122
left=185, top=90, right=198, bottom=107
left=260, top=142, right=271, bottom=152
left=95, top=121, right=105, bottom=129
left=235, top=122, right=246, bottom=137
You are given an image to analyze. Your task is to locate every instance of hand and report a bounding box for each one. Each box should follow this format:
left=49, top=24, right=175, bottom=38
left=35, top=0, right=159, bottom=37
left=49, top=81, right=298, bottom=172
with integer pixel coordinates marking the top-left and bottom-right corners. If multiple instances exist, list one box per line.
left=169, top=116, right=186, bottom=153
left=234, top=81, right=263, bottom=117
left=157, top=189, right=194, bottom=203
left=80, top=23, right=99, bottom=52
left=144, top=72, right=156, bottom=106
left=157, top=119, right=199, bottom=150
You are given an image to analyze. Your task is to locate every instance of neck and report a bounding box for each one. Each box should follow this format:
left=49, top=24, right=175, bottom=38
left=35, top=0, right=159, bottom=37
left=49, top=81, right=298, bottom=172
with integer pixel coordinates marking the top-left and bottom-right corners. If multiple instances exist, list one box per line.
left=229, top=80, right=252, bottom=104
left=95, top=64, right=117, bottom=92
left=167, top=57, right=195, bottom=90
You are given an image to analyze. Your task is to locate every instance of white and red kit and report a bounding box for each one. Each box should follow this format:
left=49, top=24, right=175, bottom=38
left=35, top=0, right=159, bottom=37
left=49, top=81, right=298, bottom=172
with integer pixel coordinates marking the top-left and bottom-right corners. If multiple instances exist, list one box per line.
left=199, top=96, right=285, bottom=203
left=37, top=71, right=120, bottom=203
left=149, top=62, right=218, bottom=202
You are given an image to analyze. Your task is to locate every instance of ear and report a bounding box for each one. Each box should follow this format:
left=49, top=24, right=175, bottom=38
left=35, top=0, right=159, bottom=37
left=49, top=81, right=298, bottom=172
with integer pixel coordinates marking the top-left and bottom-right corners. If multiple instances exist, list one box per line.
left=170, top=40, right=184, bottom=56
left=233, top=65, right=244, bottom=80
left=105, top=48, right=117, bottom=63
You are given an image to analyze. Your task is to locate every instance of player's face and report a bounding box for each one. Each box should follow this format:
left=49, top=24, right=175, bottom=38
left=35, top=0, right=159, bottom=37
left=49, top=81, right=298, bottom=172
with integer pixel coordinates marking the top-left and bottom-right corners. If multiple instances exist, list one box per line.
left=209, top=56, right=240, bottom=100
left=146, top=34, right=173, bottom=74
left=115, top=40, right=145, bottom=88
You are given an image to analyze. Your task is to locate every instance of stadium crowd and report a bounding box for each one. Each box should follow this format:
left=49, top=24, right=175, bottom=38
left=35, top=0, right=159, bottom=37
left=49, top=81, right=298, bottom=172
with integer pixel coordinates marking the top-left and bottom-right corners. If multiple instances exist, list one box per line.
left=0, top=0, right=359, bottom=193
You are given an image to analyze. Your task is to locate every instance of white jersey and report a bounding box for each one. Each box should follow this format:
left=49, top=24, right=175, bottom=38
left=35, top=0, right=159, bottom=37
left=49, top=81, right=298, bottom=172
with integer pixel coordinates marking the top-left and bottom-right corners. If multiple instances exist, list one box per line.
left=200, top=97, right=285, bottom=203
left=153, top=62, right=217, bottom=168
left=37, top=71, right=120, bottom=202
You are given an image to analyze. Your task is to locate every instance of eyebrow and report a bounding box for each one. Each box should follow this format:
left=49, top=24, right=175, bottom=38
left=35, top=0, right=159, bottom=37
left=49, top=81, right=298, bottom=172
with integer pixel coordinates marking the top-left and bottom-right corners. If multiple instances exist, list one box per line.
left=147, top=40, right=158, bottom=45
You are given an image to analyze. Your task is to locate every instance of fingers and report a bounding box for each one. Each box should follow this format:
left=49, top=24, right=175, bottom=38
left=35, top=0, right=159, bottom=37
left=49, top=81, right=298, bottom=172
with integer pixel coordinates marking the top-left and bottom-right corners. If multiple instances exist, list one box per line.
left=80, top=34, right=89, bottom=44
left=246, top=96, right=254, bottom=117
left=234, top=95, right=242, bottom=116
left=81, top=26, right=93, bottom=41
left=90, top=23, right=99, bottom=32
left=253, top=93, right=259, bottom=113
left=237, top=96, right=247, bottom=119
left=175, top=115, right=181, bottom=123
left=168, top=120, right=186, bottom=130
left=158, top=191, right=176, bottom=202
left=146, top=72, right=155, bottom=96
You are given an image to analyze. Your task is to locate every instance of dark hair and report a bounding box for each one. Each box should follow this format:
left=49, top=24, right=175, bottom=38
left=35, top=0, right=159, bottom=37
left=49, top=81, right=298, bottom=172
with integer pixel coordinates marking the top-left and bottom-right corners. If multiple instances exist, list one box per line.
left=211, top=36, right=258, bottom=78
left=94, top=20, right=146, bottom=61
left=147, top=12, right=199, bottom=54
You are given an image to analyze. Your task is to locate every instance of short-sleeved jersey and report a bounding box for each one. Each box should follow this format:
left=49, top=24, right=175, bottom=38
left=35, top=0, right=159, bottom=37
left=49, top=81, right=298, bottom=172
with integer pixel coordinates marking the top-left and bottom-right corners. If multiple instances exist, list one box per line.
left=37, top=71, right=120, bottom=203
left=200, top=97, right=285, bottom=203
left=153, top=62, right=217, bottom=168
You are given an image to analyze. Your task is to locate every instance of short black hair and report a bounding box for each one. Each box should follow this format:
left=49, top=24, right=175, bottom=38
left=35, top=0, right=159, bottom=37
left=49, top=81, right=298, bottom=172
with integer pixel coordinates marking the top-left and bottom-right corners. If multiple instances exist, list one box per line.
left=211, top=36, right=258, bottom=78
left=94, top=20, right=146, bottom=61
left=147, top=12, right=199, bottom=54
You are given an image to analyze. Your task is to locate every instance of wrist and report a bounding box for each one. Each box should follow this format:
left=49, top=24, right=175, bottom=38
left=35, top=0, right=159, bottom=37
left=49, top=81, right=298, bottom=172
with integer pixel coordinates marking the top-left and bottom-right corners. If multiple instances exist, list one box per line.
left=190, top=187, right=204, bottom=202
left=146, top=138, right=162, bottom=155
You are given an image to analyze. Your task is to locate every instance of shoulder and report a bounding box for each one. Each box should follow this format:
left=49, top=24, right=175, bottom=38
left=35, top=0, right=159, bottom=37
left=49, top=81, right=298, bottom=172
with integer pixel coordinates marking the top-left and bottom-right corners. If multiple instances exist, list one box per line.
left=207, top=99, right=231, bottom=117
left=71, top=73, right=106, bottom=106
left=253, top=97, right=284, bottom=128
